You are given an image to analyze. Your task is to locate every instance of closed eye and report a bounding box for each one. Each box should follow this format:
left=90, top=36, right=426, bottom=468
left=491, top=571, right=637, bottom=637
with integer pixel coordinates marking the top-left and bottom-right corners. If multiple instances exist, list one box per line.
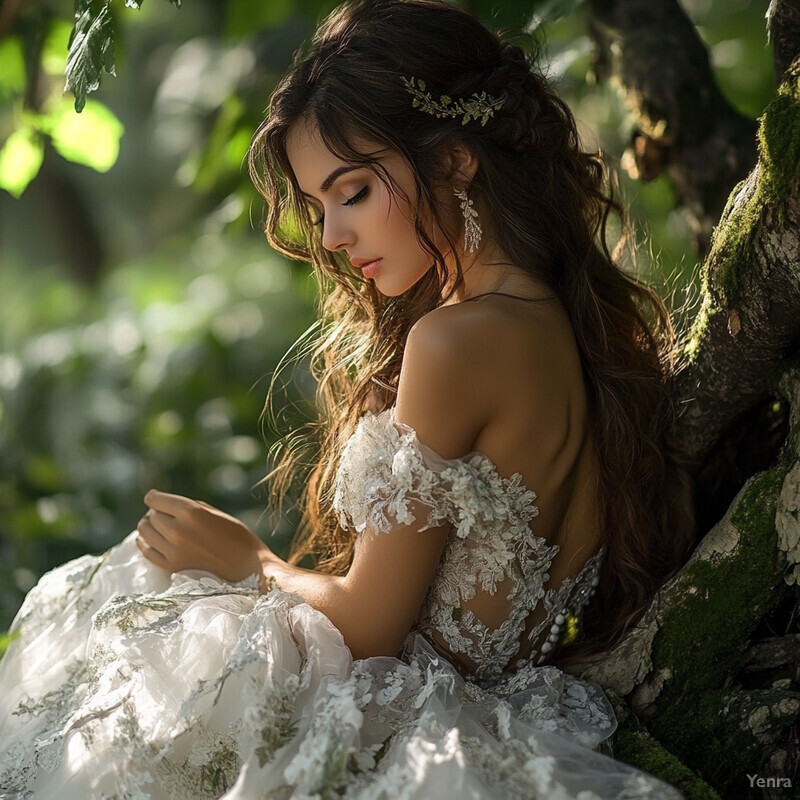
left=313, top=186, right=370, bottom=226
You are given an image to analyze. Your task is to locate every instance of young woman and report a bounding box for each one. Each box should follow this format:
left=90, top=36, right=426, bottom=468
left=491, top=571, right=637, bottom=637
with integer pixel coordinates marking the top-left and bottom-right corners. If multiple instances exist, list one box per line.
left=0, top=1, right=695, bottom=797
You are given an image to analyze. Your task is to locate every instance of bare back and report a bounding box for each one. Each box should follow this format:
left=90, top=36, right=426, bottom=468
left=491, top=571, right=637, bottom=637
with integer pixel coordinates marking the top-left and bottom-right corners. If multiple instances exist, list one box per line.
left=428, top=291, right=603, bottom=669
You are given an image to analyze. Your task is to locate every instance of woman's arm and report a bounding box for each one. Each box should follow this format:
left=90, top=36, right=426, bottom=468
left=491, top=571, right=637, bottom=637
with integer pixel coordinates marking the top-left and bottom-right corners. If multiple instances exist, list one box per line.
left=137, top=308, right=487, bottom=659
left=259, top=513, right=451, bottom=659
left=137, top=490, right=450, bottom=659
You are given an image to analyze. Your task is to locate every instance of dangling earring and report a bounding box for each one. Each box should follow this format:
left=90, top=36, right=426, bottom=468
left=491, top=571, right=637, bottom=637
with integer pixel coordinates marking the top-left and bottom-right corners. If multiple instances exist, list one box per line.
left=453, top=186, right=482, bottom=254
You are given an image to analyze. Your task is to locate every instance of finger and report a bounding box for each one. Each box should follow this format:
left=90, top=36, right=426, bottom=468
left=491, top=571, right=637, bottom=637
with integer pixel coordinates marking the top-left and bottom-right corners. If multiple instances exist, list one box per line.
left=135, top=533, right=171, bottom=570
left=146, top=509, right=179, bottom=536
left=137, top=516, right=173, bottom=554
left=143, top=489, right=194, bottom=516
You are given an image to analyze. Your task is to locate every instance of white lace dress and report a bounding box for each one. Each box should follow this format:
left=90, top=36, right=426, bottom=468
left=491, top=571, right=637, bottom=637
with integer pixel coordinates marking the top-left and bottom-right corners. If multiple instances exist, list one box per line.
left=0, top=407, right=684, bottom=800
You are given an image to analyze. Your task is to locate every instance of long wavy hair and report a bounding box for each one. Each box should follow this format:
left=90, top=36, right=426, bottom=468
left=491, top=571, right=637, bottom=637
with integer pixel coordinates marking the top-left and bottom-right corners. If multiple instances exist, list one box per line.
left=247, top=0, right=696, bottom=668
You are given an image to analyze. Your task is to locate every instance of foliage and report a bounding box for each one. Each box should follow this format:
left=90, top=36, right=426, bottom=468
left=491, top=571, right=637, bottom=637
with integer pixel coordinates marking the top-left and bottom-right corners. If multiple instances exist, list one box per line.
left=65, top=1, right=117, bottom=113
left=64, top=0, right=183, bottom=113
left=0, top=14, right=125, bottom=197
left=0, top=239, right=316, bottom=630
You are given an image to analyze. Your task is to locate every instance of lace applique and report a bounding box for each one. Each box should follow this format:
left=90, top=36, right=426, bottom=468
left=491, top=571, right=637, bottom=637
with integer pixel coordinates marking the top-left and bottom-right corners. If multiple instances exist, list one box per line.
left=333, top=407, right=607, bottom=685
left=0, top=534, right=685, bottom=799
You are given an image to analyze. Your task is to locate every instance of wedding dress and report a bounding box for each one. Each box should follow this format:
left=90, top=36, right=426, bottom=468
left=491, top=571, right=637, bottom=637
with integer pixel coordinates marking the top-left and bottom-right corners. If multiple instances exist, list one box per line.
left=0, top=406, right=684, bottom=799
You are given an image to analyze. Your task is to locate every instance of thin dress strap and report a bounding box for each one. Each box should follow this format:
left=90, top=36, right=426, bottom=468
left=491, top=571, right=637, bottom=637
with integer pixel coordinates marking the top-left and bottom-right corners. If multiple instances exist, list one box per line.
left=462, top=291, right=555, bottom=303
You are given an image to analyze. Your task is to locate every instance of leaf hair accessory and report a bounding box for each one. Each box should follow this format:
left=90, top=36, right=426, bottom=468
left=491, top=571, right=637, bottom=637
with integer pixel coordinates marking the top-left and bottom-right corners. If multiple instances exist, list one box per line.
left=402, top=76, right=506, bottom=127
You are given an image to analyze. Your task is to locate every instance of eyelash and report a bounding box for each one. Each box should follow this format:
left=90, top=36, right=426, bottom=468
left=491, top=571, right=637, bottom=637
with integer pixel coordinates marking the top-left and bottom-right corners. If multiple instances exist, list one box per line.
left=313, top=186, right=370, bottom=226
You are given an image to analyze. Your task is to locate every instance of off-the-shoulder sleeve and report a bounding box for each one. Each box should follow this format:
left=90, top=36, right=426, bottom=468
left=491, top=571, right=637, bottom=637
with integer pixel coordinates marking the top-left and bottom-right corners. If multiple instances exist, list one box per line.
left=332, top=407, right=608, bottom=684
left=332, top=407, right=540, bottom=539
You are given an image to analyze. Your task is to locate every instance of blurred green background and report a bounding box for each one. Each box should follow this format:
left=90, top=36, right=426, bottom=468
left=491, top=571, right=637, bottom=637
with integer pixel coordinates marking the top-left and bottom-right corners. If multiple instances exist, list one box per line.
left=0, top=0, right=775, bottom=630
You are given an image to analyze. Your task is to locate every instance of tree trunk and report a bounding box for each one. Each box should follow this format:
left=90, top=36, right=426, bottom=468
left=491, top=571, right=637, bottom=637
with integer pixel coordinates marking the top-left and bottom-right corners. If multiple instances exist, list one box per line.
left=564, top=2, right=800, bottom=796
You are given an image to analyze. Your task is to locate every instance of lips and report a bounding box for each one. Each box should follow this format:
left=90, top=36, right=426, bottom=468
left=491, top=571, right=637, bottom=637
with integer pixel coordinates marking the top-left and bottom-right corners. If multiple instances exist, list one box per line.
left=349, top=257, right=383, bottom=280
left=349, top=257, right=381, bottom=270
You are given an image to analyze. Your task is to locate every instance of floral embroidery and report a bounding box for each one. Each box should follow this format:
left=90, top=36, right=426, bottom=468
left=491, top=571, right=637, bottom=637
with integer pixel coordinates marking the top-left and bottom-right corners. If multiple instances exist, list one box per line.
left=333, top=407, right=606, bottom=685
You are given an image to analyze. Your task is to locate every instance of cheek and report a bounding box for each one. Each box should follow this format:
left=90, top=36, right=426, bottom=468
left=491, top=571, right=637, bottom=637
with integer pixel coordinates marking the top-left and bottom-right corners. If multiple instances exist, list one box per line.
left=379, top=189, right=412, bottom=236
left=385, top=194, right=431, bottom=259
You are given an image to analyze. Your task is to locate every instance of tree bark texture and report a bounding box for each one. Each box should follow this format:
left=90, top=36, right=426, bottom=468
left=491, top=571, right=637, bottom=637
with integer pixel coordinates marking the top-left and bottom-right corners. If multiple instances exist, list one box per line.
left=569, top=367, right=800, bottom=797
left=669, top=110, right=800, bottom=474
left=769, top=0, right=800, bottom=82
left=587, top=0, right=758, bottom=258
left=564, top=3, right=800, bottom=796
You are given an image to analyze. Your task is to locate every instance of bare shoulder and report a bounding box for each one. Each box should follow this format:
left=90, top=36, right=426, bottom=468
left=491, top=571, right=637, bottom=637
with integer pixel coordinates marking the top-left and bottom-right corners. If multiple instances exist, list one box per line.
left=395, top=299, right=569, bottom=459
left=409, top=297, right=570, bottom=377
left=394, top=305, right=495, bottom=459
left=404, top=302, right=492, bottom=364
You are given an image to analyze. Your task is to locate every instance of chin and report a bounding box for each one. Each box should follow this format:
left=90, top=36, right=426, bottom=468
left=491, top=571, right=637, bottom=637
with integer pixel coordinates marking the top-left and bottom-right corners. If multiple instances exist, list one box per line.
left=374, top=281, right=409, bottom=298
left=375, top=268, right=435, bottom=298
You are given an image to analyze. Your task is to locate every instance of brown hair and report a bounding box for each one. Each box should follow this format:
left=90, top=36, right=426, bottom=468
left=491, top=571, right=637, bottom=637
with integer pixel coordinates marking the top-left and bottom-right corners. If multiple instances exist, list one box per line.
left=247, top=0, right=696, bottom=667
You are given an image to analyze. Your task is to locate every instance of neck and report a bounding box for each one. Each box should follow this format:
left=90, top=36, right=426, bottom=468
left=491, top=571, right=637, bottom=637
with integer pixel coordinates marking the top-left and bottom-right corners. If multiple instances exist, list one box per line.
left=440, top=241, right=554, bottom=305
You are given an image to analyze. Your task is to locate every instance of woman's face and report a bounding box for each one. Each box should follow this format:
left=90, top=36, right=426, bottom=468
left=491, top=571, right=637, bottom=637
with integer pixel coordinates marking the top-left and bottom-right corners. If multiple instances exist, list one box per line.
left=285, top=119, right=454, bottom=296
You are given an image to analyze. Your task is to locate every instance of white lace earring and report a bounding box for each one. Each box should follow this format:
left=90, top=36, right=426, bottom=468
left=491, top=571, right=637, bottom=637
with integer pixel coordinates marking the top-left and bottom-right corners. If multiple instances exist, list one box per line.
left=453, top=186, right=482, bottom=254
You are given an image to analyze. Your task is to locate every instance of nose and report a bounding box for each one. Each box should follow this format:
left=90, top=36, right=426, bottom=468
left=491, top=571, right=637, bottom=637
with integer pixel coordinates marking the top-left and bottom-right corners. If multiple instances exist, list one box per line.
left=320, top=212, right=356, bottom=252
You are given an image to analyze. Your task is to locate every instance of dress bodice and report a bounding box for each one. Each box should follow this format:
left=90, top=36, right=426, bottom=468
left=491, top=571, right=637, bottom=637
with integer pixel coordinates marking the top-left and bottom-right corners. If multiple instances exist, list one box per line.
left=332, top=406, right=606, bottom=687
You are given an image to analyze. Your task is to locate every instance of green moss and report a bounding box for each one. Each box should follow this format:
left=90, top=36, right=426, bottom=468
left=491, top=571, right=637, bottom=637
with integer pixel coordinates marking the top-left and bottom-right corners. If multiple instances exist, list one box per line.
left=683, top=279, right=718, bottom=363
left=637, top=466, right=788, bottom=785
left=705, top=64, right=800, bottom=308
left=650, top=468, right=784, bottom=698
left=758, top=62, right=800, bottom=214
left=659, top=689, right=763, bottom=789
left=614, top=729, right=721, bottom=800
left=728, top=466, right=786, bottom=539
left=705, top=178, right=761, bottom=308
left=648, top=687, right=800, bottom=795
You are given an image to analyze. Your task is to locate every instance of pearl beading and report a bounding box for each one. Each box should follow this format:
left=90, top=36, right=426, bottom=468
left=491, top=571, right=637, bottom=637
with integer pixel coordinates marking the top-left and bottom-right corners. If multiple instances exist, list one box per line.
left=536, top=569, right=601, bottom=663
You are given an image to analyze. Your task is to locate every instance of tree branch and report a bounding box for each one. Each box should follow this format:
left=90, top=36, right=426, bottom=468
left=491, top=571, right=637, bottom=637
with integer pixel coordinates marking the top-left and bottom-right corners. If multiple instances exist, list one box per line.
left=669, top=62, right=800, bottom=472
left=587, top=0, right=758, bottom=257
left=768, top=0, right=800, bottom=82
left=565, top=364, right=800, bottom=788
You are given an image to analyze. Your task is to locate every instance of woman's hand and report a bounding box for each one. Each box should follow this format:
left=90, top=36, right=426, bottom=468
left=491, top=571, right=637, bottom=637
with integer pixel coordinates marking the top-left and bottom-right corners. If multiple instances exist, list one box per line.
left=136, top=489, right=272, bottom=584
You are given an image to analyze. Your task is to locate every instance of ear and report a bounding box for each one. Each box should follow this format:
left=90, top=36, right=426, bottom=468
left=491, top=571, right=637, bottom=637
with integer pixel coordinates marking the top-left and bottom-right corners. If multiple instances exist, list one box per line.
left=443, top=143, right=478, bottom=187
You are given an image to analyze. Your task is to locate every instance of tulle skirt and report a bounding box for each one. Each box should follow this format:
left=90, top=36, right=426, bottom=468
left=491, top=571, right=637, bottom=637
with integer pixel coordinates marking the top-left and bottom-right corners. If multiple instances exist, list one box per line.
left=0, top=533, right=683, bottom=799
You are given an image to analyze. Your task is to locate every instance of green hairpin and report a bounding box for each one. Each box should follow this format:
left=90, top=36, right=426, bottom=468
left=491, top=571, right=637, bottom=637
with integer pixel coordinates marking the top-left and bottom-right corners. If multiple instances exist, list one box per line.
left=401, top=76, right=506, bottom=127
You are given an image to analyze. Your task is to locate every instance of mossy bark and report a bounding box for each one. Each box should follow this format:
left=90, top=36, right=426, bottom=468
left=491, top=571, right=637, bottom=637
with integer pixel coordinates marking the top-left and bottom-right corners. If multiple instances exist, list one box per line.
left=605, top=690, right=722, bottom=799
left=567, top=11, right=800, bottom=794
left=671, top=61, right=800, bottom=473
left=565, top=370, right=800, bottom=796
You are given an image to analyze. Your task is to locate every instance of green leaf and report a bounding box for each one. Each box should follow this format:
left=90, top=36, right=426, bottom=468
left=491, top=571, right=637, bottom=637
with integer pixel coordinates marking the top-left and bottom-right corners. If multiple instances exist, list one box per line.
left=0, top=127, right=44, bottom=198
left=49, top=98, right=124, bottom=171
left=0, top=37, right=26, bottom=99
left=225, top=127, right=252, bottom=170
left=191, top=95, right=247, bottom=191
left=65, top=3, right=116, bottom=113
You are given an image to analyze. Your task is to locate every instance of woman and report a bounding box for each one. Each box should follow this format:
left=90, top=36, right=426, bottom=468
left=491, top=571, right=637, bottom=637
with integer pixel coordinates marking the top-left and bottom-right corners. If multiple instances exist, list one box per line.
left=0, top=1, right=694, bottom=797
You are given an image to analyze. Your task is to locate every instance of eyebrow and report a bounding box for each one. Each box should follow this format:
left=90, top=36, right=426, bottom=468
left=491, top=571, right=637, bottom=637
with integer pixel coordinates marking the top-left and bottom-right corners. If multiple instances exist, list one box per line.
left=300, top=165, right=361, bottom=198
